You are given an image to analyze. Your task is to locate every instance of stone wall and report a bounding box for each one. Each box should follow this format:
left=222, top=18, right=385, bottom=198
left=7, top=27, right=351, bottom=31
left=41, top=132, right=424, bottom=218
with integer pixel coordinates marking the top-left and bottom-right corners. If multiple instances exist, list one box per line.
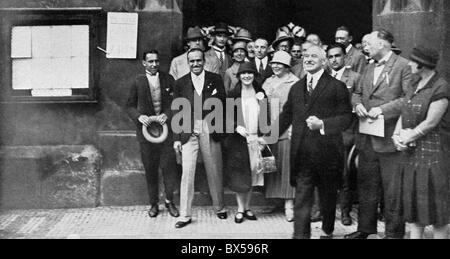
left=0, top=0, right=183, bottom=209
left=373, top=0, right=450, bottom=83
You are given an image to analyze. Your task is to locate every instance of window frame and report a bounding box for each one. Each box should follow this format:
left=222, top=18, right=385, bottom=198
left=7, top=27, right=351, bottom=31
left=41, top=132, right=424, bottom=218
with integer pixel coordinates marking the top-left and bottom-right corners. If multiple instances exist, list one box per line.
left=0, top=8, right=102, bottom=104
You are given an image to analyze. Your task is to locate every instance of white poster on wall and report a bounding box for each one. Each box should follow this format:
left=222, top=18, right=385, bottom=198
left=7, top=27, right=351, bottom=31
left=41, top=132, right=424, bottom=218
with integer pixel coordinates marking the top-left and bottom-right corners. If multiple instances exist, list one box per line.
left=106, top=12, right=138, bottom=59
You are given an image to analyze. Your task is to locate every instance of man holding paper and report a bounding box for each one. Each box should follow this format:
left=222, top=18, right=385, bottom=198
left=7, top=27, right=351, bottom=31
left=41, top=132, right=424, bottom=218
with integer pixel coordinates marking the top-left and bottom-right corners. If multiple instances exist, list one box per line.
left=346, top=30, right=412, bottom=239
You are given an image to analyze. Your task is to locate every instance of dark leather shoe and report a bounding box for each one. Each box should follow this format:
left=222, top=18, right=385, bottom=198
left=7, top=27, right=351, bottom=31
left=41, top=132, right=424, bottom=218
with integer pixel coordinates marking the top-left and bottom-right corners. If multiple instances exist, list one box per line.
left=311, top=210, right=322, bottom=222
left=235, top=212, right=244, bottom=224
left=344, top=231, right=370, bottom=239
left=244, top=210, right=257, bottom=220
left=217, top=211, right=228, bottom=220
left=148, top=204, right=159, bottom=218
left=165, top=201, right=179, bottom=218
left=341, top=213, right=352, bottom=226
left=175, top=219, right=192, bottom=228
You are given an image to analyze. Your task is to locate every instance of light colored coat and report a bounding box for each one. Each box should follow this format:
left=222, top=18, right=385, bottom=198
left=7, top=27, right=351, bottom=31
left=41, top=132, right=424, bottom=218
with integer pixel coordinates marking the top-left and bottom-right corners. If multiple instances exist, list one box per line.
left=352, top=53, right=412, bottom=153
left=345, top=46, right=367, bottom=74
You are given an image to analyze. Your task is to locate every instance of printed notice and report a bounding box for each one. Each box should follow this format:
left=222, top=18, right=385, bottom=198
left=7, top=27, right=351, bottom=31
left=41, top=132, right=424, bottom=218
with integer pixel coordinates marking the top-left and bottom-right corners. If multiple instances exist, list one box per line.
left=106, top=12, right=138, bottom=59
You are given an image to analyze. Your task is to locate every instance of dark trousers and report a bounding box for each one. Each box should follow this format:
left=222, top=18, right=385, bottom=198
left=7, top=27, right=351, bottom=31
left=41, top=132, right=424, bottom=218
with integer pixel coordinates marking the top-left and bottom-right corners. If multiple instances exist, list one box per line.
left=356, top=141, right=405, bottom=238
left=340, top=144, right=357, bottom=214
left=293, top=167, right=340, bottom=239
left=140, top=141, right=179, bottom=205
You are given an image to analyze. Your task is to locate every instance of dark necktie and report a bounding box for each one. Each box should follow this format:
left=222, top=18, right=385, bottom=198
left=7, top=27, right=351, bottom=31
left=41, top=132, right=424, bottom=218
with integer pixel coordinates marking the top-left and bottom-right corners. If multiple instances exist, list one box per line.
left=307, top=77, right=314, bottom=95
left=259, top=60, right=264, bottom=74
left=375, top=60, right=386, bottom=67
left=219, top=51, right=224, bottom=66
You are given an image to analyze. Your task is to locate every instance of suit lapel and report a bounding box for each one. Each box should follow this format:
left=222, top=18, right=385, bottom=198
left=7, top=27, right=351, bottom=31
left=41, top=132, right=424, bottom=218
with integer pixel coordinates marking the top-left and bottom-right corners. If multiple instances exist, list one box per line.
left=141, top=75, right=155, bottom=114
left=370, top=54, right=398, bottom=96
left=307, top=73, right=329, bottom=112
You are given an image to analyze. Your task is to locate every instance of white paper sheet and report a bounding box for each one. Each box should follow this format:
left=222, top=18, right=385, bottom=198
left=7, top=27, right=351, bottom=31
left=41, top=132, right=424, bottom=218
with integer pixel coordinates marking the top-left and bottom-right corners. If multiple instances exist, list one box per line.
left=359, top=115, right=385, bottom=138
left=11, top=26, right=32, bottom=58
left=12, top=59, right=32, bottom=89
left=106, top=12, right=138, bottom=59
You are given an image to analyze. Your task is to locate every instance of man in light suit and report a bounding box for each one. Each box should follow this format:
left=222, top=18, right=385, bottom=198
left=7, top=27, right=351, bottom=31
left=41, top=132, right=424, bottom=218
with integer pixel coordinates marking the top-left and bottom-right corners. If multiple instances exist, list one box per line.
left=205, top=22, right=233, bottom=79
left=172, top=48, right=227, bottom=228
left=272, top=45, right=352, bottom=239
left=125, top=50, right=179, bottom=218
left=345, top=29, right=412, bottom=239
left=327, top=43, right=361, bottom=226
left=169, top=26, right=220, bottom=80
left=251, top=38, right=274, bottom=86
left=335, top=26, right=367, bottom=74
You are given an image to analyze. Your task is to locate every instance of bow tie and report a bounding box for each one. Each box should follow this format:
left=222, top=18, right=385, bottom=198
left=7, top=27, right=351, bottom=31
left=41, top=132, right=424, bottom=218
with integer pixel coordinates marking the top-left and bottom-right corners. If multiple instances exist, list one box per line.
left=375, top=60, right=387, bottom=67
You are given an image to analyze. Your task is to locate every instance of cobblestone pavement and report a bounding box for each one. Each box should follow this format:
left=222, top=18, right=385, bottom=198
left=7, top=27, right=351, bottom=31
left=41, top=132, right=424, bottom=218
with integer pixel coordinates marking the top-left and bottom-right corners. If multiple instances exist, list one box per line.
left=0, top=206, right=433, bottom=239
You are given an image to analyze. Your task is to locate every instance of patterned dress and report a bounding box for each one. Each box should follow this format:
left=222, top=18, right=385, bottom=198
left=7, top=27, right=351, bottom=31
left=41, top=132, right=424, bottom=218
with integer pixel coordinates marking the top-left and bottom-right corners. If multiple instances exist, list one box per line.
left=398, top=74, right=450, bottom=226
left=263, top=72, right=300, bottom=199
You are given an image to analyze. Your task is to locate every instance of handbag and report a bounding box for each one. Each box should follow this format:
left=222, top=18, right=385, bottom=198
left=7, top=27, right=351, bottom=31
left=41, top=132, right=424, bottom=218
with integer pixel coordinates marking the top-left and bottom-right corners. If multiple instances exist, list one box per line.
left=259, top=144, right=277, bottom=174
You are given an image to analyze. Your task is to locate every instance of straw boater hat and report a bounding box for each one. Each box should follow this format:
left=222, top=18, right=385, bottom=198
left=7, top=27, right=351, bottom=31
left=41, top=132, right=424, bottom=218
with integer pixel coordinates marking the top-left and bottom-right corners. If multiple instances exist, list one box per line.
left=270, top=51, right=292, bottom=67
left=211, top=22, right=232, bottom=36
left=142, top=122, right=168, bottom=143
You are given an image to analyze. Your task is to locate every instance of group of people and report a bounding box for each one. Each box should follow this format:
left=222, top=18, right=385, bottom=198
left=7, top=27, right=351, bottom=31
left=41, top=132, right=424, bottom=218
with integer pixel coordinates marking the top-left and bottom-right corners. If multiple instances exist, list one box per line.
left=125, top=22, right=450, bottom=239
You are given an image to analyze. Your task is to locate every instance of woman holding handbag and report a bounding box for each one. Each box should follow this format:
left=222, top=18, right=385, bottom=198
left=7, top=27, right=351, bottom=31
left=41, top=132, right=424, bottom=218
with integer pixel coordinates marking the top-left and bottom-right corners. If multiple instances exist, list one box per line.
left=392, top=46, right=450, bottom=239
left=225, top=61, right=269, bottom=224
left=263, top=51, right=300, bottom=222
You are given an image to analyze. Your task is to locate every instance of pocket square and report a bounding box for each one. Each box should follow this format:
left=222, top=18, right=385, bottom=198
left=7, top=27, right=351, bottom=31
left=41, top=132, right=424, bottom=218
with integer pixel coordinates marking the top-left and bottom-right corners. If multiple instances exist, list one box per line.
left=212, top=89, right=217, bottom=95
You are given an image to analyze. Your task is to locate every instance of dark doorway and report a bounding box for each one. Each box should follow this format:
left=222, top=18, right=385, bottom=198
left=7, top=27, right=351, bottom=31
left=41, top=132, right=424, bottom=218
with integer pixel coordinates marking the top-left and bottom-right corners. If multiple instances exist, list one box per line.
left=182, top=0, right=372, bottom=45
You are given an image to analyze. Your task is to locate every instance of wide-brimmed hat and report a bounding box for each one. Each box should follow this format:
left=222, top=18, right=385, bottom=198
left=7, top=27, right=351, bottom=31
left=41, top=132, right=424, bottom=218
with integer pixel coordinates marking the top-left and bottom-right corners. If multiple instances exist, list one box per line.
left=237, top=62, right=258, bottom=76
left=410, top=46, right=439, bottom=69
left=232, top=41, right=247, bottom=53
left=272, top=30, right=294, bottom=49
left=270, top=51, right=292, bottom=67
left=185, top=26, right=205, bottom=41
left=232, top=28, right=252, bottom=43
left=142, top=122, right=168, bottom=143
left=211, top=22, right=232, bottom=36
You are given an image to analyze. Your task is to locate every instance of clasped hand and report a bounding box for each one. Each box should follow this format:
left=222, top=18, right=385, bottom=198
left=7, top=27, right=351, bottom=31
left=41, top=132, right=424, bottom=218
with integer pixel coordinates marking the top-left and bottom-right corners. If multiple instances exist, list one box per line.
left=306, top=116, right=323, bottom=131
left=138, top=114, right=167, bottom=127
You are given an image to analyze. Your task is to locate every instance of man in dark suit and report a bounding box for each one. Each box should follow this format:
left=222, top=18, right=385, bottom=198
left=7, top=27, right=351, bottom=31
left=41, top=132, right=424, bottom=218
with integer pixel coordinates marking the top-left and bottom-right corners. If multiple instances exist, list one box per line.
left=335, top=26, right=367, bottom=74
left=272, top=45, right=352, bottom=239
left=345, top=29, right=412, bottom=239
left=172, top=48, right=228, bottom=228
left=327, top=43, right=361, bottom=226
left=205, top=22, right=233, bottom=79
left=251, top=38, right=274, bottom=86
left=125, top=50, right=179, bottom=218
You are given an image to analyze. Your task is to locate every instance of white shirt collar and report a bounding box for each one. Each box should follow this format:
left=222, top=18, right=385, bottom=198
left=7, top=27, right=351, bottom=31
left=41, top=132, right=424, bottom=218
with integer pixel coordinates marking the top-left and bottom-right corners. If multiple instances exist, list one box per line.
left=255, top=56, right=268, bottom=70
left=346, top=44, right=353, bottom=54
left=307, top=69, right=325, bottom=89
left=191, top=70, right=206, bottom=95
left=378, top=50, right=393, bottom=64
left=146, top=71, right=158, bottom=77
left=417, top=71, right=436, bottom=92
left=332, top=66, right=346, bottom=80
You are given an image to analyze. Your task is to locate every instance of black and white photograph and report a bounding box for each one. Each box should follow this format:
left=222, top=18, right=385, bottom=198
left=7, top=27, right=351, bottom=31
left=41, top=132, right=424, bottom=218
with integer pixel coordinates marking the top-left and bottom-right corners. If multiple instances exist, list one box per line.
left=0, top=0, right=449, bottom=244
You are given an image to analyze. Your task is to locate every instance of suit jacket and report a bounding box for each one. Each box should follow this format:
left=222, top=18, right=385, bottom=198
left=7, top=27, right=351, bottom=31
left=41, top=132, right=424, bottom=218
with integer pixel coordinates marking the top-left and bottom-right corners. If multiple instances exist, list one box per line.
left=352, top=53, right=412, bottom=153
left=345, top=46, right=367, bottom=74
left=277, top=73, right=352, bottom=186
left=169, top=52, right=220, bottom=80
left=172, top=71, right=227, bottom=145
left=205, top=48, right=232, bottom=79
left=125, top=71, right=175, bottom=143
left=335, top=68, right=361, bottom=146
left=250, top=57, right=274, bottom=86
